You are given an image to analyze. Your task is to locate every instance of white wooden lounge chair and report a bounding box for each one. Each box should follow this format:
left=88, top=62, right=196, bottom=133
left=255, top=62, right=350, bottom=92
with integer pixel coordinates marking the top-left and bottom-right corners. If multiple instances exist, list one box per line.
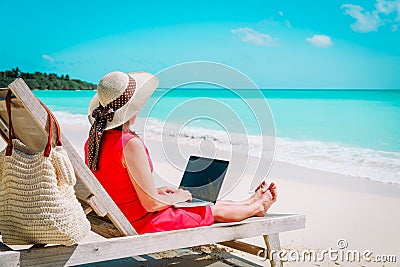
left=0, top=79, right=306, bottom=267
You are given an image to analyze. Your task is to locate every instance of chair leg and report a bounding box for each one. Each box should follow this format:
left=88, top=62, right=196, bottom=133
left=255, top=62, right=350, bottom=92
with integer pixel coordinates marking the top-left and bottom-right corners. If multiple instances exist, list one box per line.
left=263, top=234, right=283, bottom=267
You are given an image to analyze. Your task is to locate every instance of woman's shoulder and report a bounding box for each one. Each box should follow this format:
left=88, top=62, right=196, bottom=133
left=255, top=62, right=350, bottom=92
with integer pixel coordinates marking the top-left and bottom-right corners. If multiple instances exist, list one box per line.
left=121, top=131, right=143, bottom=147
left=122, top=133, right=149, bottom=164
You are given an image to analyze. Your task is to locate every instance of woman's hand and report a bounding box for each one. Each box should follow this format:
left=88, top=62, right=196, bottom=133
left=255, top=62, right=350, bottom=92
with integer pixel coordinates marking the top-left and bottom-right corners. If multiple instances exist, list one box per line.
left=157, top=187, right=192, bottom=204
left=157, top=186, right=176, bottom=195
left=173, top=189, right=192, bottom=203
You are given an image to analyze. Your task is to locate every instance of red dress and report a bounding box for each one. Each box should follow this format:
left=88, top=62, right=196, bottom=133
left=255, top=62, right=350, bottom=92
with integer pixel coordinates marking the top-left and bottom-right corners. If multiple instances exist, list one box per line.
left=84, top=130, right=214, bottom=234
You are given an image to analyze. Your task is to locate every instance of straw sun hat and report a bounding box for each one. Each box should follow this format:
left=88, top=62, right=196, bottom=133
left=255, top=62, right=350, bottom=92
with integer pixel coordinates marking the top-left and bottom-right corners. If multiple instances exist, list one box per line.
left=88, top=71, right=159, bottom=130
left=87, top=71, right=158, bottom=171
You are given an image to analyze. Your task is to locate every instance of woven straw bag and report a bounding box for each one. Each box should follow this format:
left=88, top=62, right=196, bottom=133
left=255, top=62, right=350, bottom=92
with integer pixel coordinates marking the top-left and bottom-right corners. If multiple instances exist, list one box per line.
left=0, top=90, right=90, bottom=246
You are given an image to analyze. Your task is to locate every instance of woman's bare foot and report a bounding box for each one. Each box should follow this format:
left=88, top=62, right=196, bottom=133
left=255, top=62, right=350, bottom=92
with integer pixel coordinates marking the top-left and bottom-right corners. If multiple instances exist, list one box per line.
left=268, top=182, right=278, bottom=202
left=246, top=181, right=268, bottom=204
left=248, top=181, right=278, bottom=203
left=252, top=183, right=278, bottom=217
left=255, top=181, right=267, bottom=192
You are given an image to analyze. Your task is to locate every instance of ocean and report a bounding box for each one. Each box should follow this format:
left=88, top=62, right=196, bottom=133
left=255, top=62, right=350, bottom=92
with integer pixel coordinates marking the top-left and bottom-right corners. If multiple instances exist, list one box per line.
left=33, top=89, right=400, bottom=183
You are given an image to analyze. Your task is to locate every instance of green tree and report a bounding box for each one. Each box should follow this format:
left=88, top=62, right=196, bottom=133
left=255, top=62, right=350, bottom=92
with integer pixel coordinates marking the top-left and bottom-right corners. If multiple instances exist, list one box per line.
left=0, top=69, right=96, bottom=90
left=26, top=79, right=40, bottom=89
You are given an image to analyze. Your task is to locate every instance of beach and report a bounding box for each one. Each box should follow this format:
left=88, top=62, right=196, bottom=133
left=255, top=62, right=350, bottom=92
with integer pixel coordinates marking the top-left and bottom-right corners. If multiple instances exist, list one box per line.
left=2, top=88, right=399, bottom=266
left=2, top=0, right=400, bottom=265
left=58, top=118, right=400, bottom=267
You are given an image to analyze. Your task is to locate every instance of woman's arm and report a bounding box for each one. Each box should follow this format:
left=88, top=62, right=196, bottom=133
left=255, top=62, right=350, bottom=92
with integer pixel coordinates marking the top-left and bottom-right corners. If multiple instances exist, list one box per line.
left=157, top=186, right=177, bottom=195
left=123, top=138, right=191, bottom=212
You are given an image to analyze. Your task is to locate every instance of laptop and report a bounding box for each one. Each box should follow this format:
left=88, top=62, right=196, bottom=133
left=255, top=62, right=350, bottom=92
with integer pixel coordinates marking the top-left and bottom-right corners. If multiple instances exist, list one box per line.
left=173, top=155, right=229, bottom=208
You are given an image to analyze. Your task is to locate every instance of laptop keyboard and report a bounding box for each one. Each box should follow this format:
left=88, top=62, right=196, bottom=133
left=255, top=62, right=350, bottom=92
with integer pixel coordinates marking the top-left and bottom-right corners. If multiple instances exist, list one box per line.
left=190, top=197, right=205, bottom=203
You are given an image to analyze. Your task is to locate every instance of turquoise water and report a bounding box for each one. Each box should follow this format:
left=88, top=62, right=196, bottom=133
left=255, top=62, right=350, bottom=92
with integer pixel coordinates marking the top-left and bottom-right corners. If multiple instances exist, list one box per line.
left=33, top=89, right=400, bottom=153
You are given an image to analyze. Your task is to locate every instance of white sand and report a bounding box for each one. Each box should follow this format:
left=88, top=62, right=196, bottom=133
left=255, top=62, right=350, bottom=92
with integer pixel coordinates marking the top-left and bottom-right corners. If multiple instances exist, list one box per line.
left=144, top=138, right=400, bottom=266
left=267, top=162, right=400, bottom=266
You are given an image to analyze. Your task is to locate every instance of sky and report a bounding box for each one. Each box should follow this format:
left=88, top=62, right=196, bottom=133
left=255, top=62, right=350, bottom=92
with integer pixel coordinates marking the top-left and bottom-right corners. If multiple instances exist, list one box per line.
left=0, top=0, right=399, bottom=89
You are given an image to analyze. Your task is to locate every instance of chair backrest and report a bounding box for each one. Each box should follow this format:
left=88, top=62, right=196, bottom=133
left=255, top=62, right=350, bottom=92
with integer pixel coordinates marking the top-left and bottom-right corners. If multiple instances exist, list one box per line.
left=0, top=79, right=137, bottom=237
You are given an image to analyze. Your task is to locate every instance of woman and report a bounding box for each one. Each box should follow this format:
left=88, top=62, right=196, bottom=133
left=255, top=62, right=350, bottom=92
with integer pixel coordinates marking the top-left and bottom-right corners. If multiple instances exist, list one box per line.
left=85, top=71, right=277, bottom=234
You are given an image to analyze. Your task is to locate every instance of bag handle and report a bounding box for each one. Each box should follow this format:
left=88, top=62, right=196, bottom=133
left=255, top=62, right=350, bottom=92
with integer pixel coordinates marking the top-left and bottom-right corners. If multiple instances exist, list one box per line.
left=5, top=90, right=15, bottom=156
left=5, top=90, right=62, bottom=157
left=38, top=98, right=62, bottom=147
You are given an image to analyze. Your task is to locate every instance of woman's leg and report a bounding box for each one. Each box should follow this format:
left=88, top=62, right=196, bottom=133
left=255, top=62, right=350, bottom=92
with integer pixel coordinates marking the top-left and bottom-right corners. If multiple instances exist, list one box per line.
left=211, top=201, right=264, bottom=222
left=211, top=185, right=277, bottom=222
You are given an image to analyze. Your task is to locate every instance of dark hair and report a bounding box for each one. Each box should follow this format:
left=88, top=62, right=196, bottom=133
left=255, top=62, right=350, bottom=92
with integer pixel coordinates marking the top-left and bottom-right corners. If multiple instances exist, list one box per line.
left=112, top=125, right=123, bottom=131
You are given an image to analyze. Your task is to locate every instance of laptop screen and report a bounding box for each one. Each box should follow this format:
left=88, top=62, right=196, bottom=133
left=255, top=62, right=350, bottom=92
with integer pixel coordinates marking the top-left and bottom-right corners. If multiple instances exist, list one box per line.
left=179, top=156, right=229, bottom=203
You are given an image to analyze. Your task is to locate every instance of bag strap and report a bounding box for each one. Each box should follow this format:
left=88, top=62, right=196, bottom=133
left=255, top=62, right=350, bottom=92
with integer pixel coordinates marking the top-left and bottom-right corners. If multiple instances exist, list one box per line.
left=5, top=90, right=61, bottom=157
left=5, top=90, right=15, bottom=156
left=38, top=99, right=62, bottom=147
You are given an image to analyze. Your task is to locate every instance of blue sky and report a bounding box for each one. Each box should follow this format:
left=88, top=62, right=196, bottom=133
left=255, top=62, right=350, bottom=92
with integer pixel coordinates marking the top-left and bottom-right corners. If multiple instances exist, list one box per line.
left=0, top=0, right=399, bottom=89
